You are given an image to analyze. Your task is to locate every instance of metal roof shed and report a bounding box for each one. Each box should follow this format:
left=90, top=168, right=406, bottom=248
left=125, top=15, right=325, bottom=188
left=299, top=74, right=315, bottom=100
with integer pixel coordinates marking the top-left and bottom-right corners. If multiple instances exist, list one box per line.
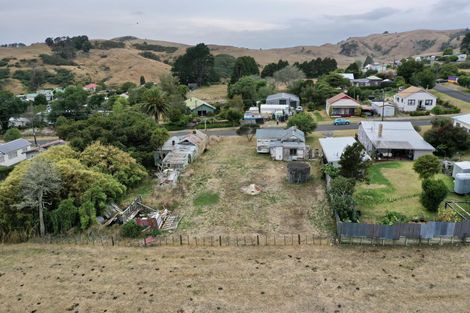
left=452, top=161, right=470, bottom=178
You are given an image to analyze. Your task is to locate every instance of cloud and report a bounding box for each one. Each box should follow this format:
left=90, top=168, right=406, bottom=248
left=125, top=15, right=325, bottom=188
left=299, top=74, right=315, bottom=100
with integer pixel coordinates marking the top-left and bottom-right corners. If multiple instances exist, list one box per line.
left=184, top=18, right=286, bottom=32
left=326, top=7, right=402, bottom=21
left=432, top=0, right=470, bottom=12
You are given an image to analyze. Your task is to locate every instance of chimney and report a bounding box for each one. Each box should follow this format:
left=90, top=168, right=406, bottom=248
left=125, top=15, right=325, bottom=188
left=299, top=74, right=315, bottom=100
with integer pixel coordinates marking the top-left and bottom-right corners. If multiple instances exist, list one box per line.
left=378, top=123, right=383, bottom=137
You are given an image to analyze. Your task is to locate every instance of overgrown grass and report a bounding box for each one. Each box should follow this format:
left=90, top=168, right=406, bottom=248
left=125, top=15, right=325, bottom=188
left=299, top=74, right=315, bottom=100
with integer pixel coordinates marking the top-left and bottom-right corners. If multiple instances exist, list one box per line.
left=193, top=191, right=220, bottom=207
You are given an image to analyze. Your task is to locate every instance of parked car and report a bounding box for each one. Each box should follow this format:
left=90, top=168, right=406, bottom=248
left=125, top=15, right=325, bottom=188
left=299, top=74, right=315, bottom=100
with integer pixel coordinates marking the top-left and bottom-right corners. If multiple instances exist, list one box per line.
left=333, top=118, right=351, bottom=126
left=295, top=106, right=303, bottom=113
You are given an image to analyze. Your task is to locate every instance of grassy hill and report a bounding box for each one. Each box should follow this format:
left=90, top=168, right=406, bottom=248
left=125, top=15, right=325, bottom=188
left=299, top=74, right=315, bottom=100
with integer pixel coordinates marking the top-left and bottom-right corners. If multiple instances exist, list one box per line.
left=0, top=28, right=466, bottom=93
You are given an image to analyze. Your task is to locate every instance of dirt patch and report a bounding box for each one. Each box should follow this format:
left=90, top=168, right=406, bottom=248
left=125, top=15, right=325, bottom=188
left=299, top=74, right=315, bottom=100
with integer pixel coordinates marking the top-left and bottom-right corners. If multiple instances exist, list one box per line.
left=0, top=244, right=469, bottom=313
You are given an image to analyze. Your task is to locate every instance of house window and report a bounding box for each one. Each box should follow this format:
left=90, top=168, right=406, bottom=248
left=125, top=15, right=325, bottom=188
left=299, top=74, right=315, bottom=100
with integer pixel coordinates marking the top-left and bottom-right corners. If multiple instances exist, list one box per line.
left=408, top=99, right=415, bottom=106
left=7, top=151, right=17, bottom=159
left=401, top=98, right=403, bottom=103
left=425, top=100, right=433, bottom=106
left=279, top=99, right=287, bottom=105
left=289, top=149, right=297, bottom=156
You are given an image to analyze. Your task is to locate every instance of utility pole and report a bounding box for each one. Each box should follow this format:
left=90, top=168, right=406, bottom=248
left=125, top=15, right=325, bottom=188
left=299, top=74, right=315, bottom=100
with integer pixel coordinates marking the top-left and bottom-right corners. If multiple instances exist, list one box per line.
left=381, top=88, right=385, bottom=122
left=30, top=101, right=38, bottom=146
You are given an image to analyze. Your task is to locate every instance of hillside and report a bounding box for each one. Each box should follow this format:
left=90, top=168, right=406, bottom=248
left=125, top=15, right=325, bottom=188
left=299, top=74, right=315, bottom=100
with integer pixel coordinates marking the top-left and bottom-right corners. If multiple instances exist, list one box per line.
left=0, top=28, right=466, bottom=93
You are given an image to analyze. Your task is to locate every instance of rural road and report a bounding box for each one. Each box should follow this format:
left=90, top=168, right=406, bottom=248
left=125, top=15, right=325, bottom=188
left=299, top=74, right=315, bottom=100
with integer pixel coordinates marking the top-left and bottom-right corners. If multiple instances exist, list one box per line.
left=172, top=118, right=434, bottom=137
left=434, top=84, right=470, bottom=103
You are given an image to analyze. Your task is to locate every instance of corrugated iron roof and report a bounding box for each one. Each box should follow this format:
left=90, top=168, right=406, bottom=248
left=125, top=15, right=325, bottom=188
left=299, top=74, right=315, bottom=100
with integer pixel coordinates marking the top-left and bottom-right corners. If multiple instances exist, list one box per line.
left=0, top=138, right=31, bottom=154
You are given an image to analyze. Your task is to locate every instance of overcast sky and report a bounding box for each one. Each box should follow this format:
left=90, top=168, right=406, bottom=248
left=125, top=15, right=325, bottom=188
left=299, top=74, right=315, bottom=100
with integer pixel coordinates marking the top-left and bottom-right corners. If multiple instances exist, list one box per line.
left=0, top=0, right=468, bottom=48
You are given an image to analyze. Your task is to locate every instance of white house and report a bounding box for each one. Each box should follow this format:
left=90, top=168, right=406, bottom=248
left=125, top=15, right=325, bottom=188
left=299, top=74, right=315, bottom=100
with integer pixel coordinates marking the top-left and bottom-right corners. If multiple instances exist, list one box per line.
left=0, top=138, right=32, bottom=167
left=371, top=102, right=395, bottom=117
left=364, top=63, right=387, bottom=73
left=319, top=137, right=370, bottom=168
left=326, top=93, right=361, bottom=117
left=266, top=93, right=300, bottom=110
left=393, top=86, right=437, bottom=112
left=255, top=127, right=308, bottom=161
left=457, top=54, right=467, bottom=62
left=339, top=73, right=355, bottom=81
left=358, top=121, right=435, bottom=160
left=8, top=117, right=31, bottom=128
left=452, top=114, right=470, bottom=133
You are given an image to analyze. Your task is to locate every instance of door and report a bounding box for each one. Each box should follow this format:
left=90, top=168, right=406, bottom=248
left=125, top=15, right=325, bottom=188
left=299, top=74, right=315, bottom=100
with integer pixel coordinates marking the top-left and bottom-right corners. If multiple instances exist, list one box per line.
left=418, top=100, right=423, bottom=109
left=275, top=147, right=283, bottom=161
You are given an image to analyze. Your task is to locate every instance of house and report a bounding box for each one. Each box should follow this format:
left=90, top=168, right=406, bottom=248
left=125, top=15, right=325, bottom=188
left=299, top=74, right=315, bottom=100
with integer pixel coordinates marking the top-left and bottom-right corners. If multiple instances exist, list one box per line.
left=260, top=104, right=291, bottom=119
left=266, top=93, right=300, bottom=110
left=319, top=137, right=370, bottom=168
left=358, top=121, right=435, bottom=160
left=83, top=83, right=97, bottom=92
left=185, top=97, right=216, bottom=116
left=24, top=139, right=66, bottom=160
left=340, top=73, right=355, bottom=81
left=326, top=93, right=361, bottom=117
left=351, top=76, right=383, bottom=87
left=452, top=114, right=470, bottom=133
left=457, top=54, right=467, bottom=62
left=364, top=63, right=387, bottom=73
left=255, top=127, right=308, bottom=161
left=393, top=86, right=437, bottom=112
left=37, top=89, right=54, bottom=102
left=8, top=117, right=31, bottom=128
left=155, top=130, right=208, bottom=170
left=0, top=138, right=32, bottom=167
left=371, top=102, right=395, bottom=117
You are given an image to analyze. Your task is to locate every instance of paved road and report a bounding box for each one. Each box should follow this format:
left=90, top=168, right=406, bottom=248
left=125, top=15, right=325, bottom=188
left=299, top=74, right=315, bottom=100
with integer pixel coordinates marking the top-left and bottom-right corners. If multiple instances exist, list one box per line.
left=434, top=84, right=470, bottom=103
left=172, top=118, right=434, bottom=137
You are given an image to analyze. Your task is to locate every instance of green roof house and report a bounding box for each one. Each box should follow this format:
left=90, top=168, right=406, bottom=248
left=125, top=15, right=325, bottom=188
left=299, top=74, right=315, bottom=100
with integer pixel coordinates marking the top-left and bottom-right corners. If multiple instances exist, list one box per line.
left=185, top=98, right=216, bottom=116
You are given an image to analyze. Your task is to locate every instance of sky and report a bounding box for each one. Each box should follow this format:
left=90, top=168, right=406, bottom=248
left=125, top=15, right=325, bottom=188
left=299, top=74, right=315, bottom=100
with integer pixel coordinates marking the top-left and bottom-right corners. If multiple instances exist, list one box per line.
left=0, top=0, right=469, bottom=48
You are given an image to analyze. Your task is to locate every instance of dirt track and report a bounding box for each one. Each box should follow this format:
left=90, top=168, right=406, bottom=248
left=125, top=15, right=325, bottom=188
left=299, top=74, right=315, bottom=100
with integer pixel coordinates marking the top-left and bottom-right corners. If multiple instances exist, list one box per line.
left=1, top=244, right=469, bottom=313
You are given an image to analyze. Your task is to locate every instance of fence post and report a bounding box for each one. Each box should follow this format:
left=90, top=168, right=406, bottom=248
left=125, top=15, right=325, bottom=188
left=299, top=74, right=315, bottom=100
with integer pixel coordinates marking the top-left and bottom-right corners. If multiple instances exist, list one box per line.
left=179, top=235, right=183, bottom=246
left=211, top=236, right=214, bottom=246
left=111, top=236, right=114, bottom=246
left=144, top=238, right=147, bottom=247
left=236, top=236, right=239, bottom=246
left=265, top=235, right=267, bottom=246
left=195, top=237, right=197, bottom=246
left=219, top=235, right=222, bottom=246
left=298, top=234, right=301, bottom=245
left=256, top=235, right=259, bottom=246
left=274, top=235, right=276, bottom=246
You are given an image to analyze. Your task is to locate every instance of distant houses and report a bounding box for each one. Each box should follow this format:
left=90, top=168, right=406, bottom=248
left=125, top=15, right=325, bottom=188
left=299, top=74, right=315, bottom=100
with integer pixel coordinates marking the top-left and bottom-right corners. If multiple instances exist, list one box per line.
left=364, top=63, right=387, bottom=73
left=326, top=93, right=361, bottom=117
left=0, top=138, right=32, bottom=167
left=393, top=86, right=437, bottom=112
left=358, top=121, right=435, bottom=160
left=351, top=76, right=383, bottom=87
left=185, top=97, right=216, bottom=116
left=255, top=127, right=308, bottom=161
left=83, top=83, right=97, bottom=92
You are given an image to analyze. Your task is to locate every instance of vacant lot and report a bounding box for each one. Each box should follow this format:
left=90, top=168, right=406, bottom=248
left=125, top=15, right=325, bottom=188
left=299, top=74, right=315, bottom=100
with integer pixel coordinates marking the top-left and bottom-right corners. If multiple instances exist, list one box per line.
left=355, top=161, right=435, bottom=222
left=1, top=244, right=469, bottom=313
left=145, top=137, right=330, bottom=236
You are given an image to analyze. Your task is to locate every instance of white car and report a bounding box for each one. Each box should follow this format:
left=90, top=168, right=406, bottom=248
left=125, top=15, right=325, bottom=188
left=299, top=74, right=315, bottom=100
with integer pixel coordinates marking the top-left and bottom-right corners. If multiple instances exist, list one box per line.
left=295, top=106, right=303, bottom=113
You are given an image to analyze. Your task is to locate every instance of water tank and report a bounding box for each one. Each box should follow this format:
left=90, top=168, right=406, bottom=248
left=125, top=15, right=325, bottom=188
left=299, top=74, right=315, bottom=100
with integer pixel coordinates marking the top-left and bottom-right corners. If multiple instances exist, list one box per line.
left=454, top=173, right=470, bottom=194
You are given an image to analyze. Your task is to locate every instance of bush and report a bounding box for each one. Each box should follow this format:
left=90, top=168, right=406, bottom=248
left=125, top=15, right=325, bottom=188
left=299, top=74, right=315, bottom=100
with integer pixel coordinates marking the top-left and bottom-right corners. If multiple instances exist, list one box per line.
left=132, top=43, right=178, bottom=53
left=380, top=211, right=409, bottom=225
left=287, top=112, right=317, bottom=134
left=329, top=176, right=360, bottom=222
left=121, top=220, right=144, bottom=238
left=139, top=51, right=161, bottom=61
left=431, top=104, right=460, bottom=115
left=0, top=68, right=9, bottom=79
left=413, top=155, right=441, bottom=179
left=4, top=128, right=22, bottom=141
left=420, top=178, right=448, bottom=212
left=93, top=40, right=125, bottom=49
left=40, top=54, right=76, bottom=66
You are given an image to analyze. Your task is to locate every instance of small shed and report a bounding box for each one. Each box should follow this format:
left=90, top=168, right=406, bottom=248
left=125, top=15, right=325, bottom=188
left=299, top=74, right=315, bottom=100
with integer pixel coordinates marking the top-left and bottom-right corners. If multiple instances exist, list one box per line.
left=452, top=161, right=470, bottom=178
left=287, top=162, right=311, bottom=184
left=454, top=173, right=470, bottom=194
left=371, top=102, right=395, bottom=117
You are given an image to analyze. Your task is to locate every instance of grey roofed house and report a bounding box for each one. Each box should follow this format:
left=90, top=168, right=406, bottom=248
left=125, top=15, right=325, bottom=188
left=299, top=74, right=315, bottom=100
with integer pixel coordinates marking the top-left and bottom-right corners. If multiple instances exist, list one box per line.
left=358, top=121, right=435, bottom=160
left=266, top=93, right=300, bottom=109
left=319, top=137, right=371, bottom=167
left=0, top=138, right=31, bottom=154
left=256, top=127, right=308, bottom=161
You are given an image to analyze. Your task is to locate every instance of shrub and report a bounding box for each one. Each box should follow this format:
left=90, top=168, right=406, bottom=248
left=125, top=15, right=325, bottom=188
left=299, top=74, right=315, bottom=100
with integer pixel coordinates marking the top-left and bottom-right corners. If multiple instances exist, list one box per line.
left=132, top=43, right=178, bottom=53
left=431, top=105, right=460, bottom=115
left=380, top=211, right=409, bottom=225
left=121, top=220, right=144, bottom=238
left=40, top=54, right=75, bottom=65
left=420, top=178, right=448, bottom=212
left=0, top=68, right=9, bottom=79
left=4, top=128, right=22, bottom=141
left=93, top=40, right=125, bottom=49
left=329, top=176, right=360, bottom=222
left=287, top=112, right=317, bottom=134
left=413, top=155, right=441, bottom=179
left=139, top=51, right=161, bottom=61
left=409, top=110, right=430, bottom=116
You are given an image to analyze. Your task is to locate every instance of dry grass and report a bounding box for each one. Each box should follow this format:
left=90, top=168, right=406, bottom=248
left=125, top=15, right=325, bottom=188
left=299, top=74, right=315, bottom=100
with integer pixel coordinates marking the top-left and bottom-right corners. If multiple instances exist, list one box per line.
left=145, top=137, right=329, bottom=236
left=0, top=244, right=469, bottom=313
left=430, top=90, right=470, bottom=113
left=188, top=84, right=228, bottom=102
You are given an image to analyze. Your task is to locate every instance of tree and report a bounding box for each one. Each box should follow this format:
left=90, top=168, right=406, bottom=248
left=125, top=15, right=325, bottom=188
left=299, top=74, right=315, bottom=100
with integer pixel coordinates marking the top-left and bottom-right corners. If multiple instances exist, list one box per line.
left=345, top=62, right=361, bottom=78
left=213, top=54, right=236, bottom=79
left=437, top=63, right=459, bottom=79
left=320, top=73, right=350, bottom=88
left=228, top=76, right=271, bottom=108
left=17, top=159, right=62, bottom=237
left=4, top=128, right=21, bottom=142
left=49, top=86, right=90, bottom=122
left=443, top=47, right=453, bottom=56
left=141, top=87, right=168, bottom=124
left=424, top=118, right=470, bottom=157
left=150, top=127, right=170, bottom=149
left=231, top=56, right=259, bottom=83
left=80, top=142, right=147, bottom=187
left=397, top=59, right=424, bottom=83
left=225, top=108, right=243, bottom=126
left=329, top=176, right=359, bottom=222
left=461, top=32, right=470, bottom=54
left=261, top=59, right=289, bottom=78
left=273, top=65, right=306, bottom=85
left=87, top=94, right=105, bottom=110
left=171, top=43, right=216, bottom=86
left=312, top=81, right=336, bottom=107
left=287, top=113, right=317, bottom=134
left=338, top=142, right=370, bottom=180
left=413, top=155, right=441, bottom=179
left=236, top=124, right=259, bottom=142
left=363, top=56, right=374, bottom=67
left=140, top=75, right=146, bottom=86
left=33, top=94, right=48, bottom=107
left=0, top=91, right=27, bottom=132
left=420, top=178, right=448, bottom=212
left=411, top=69, right=436, bottom=89
left=458, top=75, right=470, bottom=89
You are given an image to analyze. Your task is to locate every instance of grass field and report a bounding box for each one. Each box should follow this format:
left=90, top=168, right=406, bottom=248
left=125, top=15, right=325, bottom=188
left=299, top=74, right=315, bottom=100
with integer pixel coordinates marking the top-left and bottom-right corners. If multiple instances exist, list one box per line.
left=188, top=84, right=228, bottom=102
left=355, top=161, right=436, bottom=222
left=1, top=244, right=469, bottom=313
left=141, top=137, right=332, bottom=236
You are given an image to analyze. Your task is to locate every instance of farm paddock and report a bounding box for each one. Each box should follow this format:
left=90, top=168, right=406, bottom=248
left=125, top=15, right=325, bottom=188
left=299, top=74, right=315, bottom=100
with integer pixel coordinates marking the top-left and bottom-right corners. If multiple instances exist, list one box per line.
left=0, top=244, right=469, bottom=313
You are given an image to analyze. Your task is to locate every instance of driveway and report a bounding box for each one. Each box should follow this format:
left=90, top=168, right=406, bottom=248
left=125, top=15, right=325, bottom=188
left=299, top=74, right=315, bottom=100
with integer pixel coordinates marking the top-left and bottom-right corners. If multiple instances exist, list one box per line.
left=434, top=84, right=470, bottom=103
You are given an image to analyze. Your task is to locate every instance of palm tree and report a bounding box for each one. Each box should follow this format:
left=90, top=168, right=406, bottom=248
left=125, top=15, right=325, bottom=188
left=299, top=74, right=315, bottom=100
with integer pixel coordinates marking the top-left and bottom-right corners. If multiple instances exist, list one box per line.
left=141, top=87, right=168, bottom=124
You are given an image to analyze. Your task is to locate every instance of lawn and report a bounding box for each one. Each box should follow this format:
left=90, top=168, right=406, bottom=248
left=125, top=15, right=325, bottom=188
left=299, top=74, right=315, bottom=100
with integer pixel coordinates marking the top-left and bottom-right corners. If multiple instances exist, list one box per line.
left=142, top=136, right=332, bottom=236
left=430, top=90, right=470, bottom=113
left=355, top=161, right=437, bottom=223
